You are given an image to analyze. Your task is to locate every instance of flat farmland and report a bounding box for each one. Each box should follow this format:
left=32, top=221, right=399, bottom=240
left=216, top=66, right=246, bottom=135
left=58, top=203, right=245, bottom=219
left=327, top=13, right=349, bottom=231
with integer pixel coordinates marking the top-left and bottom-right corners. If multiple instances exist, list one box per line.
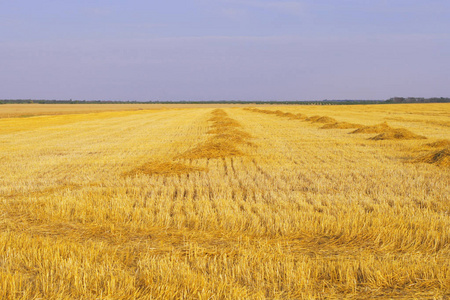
left=0, top=104, right=449, bottom=299
left=0, top=103, right=252, bottom=118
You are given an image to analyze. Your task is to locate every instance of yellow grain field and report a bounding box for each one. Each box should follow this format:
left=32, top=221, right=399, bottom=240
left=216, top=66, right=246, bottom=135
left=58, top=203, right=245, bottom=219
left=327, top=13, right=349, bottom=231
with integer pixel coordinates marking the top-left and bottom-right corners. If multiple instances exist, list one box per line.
left=0, top=104, right=449, bottom=299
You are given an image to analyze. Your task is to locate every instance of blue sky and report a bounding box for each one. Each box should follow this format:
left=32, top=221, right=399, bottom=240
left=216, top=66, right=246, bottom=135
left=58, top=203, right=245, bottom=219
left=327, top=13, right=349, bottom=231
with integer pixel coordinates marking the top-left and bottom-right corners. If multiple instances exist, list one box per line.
left=1, top=0, right=449, bottom=101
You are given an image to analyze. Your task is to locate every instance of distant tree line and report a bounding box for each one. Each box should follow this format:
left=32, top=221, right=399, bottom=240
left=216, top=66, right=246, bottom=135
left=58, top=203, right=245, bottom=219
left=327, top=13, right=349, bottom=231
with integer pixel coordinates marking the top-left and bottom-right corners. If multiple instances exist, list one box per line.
left=0, top=98, right=448, bottom=105
left=385, top=97, right=450, bottom=103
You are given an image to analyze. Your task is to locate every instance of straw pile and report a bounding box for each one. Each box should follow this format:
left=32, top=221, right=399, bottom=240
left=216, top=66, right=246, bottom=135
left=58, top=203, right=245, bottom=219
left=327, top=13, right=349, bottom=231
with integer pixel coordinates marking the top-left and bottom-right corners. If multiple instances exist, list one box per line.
left=292, top=113, right=306, bottom=119
left=245, top=108, right=305, bottom=120
left=370, top=128, right=427, bottom=140
left=211, top=109, right=228, bottom=117
left=310, top=116, right=337, bottom=123
left=426, top=139, right=450, bottom=148
left=177, top=141, right=244, bottom=159
left=208, top=116, right=242, bottom=128
left=208, top=127, right=252, bottom=138
left=273, top=110, right=296, bottom=118
left=306, top=115, right=321, bottom=122
left=178, top=109, right=254, bottom=160
left=321, top=122, right=363, bottom=129
left=414, top=148, right=450, bottom=167
left=351, top=122, right=392, bottom=134
left=125, top=109, right=252, bottom=175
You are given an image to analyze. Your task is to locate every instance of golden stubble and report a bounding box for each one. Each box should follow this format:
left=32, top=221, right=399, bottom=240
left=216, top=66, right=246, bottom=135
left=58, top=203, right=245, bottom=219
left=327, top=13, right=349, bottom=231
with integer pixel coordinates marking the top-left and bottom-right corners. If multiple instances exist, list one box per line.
left=0, top=104, right=449, bottom=299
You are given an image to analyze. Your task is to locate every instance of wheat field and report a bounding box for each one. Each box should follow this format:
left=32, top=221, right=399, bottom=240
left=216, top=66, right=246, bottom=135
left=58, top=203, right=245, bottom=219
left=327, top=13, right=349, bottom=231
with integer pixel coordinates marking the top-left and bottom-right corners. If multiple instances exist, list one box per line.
left=0, top=103, right=449, bottom=299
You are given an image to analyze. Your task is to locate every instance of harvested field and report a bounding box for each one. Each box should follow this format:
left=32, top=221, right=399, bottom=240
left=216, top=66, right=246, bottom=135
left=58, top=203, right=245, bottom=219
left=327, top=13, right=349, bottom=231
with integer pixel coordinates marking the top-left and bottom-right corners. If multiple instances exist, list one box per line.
left=0, top=103, right=449, bottom=299
left=0, top=103, right=253, bottom=118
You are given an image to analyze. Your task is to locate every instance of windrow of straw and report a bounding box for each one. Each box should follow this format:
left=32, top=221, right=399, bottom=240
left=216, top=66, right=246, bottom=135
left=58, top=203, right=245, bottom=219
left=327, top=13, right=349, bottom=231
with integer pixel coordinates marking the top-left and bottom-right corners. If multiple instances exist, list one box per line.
left=245, top=108, right=342, bottom=125
left=247, top=108, right=362, bottom=130
left=246, top=108, right=429, bottom=141
left=244, top=108, right=448, bottom=168
left=178, top=109, right=254, bottom=160
left=124, top=109, right=254, bottom=176
left=349, top=122, right=450, bottom=166
left=177, top=141, right=244, bottom=159
left=244, top=108, right=305, bottom=119
left=211, top=108, right=228, bottom=117
left=208, top=116, right=242, bottom=128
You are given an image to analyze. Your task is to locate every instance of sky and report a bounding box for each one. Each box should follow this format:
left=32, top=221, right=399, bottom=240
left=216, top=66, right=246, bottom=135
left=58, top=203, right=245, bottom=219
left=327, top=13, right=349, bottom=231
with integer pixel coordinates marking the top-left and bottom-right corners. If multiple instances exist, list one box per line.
left=1, top=0, right=449, bottom=101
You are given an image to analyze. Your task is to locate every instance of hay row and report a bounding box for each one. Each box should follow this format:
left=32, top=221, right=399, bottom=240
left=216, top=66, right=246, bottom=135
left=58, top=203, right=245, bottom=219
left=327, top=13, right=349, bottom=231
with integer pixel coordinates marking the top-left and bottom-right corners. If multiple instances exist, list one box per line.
left=246, top=108, right=427, bottom=140
left=245, top=108, right=449, bottom=167
left=177, top=109, right=254, bottom=160
left=245, top=108, right=306, bottom=119
left=124, top=108, right=253, bottom=176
